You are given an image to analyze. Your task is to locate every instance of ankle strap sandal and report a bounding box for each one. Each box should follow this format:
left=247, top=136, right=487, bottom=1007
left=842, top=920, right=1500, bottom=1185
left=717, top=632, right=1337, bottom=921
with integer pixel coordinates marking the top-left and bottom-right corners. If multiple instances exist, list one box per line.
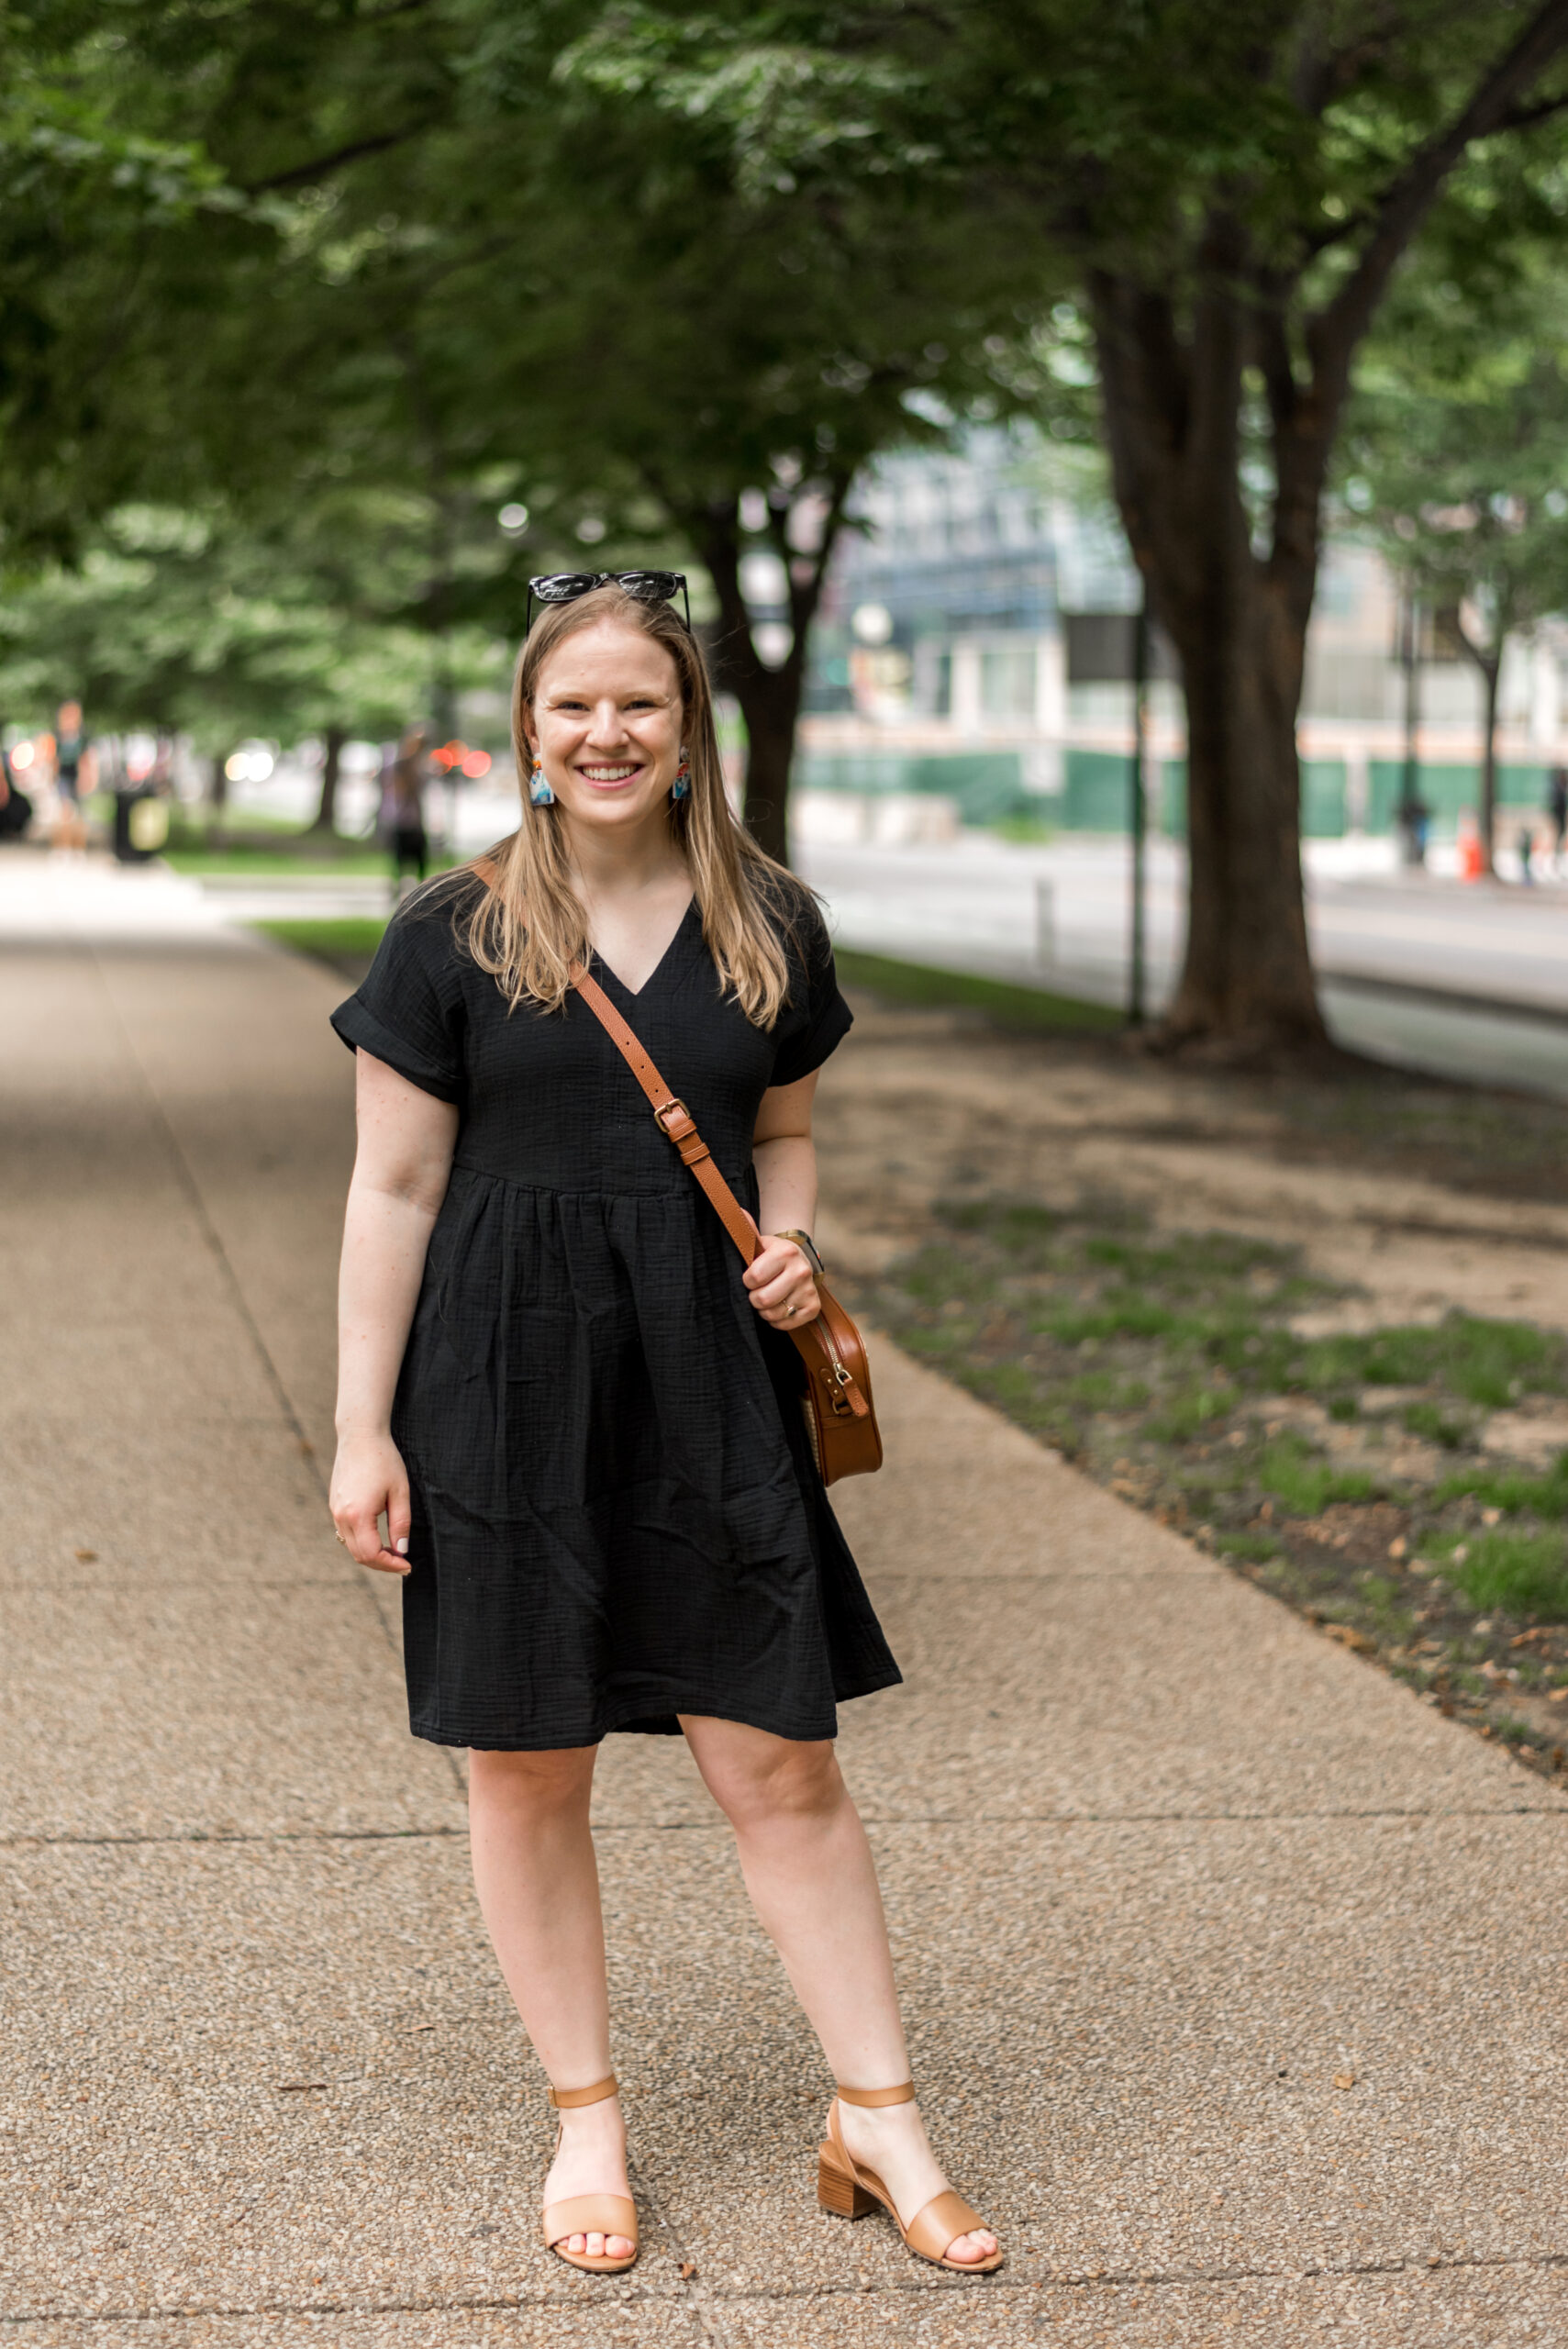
left=541, top=2073, right=639, bottom=2275
left=817, top=2081, right=1003, bottom=2274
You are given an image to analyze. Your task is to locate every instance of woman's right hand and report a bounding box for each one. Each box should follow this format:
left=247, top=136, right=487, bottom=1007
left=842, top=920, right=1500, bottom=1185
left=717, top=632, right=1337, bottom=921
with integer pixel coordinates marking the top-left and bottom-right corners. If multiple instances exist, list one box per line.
left=329, top=1431, right=413, bottom=1575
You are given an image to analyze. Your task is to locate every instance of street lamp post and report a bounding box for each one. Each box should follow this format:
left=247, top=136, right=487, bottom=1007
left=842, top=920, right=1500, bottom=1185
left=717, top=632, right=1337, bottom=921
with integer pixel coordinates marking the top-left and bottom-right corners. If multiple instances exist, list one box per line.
left=1128, top=595, right=1150, bottom=1027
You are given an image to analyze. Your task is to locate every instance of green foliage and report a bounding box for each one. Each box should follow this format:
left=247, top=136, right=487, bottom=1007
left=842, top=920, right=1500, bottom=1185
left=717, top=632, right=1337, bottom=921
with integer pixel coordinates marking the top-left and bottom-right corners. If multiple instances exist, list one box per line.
left=0, top=499, right=484, bottom=747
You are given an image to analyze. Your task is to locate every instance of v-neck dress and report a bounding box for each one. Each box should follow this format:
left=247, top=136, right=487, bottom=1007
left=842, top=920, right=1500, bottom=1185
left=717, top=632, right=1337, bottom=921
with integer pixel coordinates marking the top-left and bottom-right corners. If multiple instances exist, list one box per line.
left=329, top=871, right=901, bottom=1750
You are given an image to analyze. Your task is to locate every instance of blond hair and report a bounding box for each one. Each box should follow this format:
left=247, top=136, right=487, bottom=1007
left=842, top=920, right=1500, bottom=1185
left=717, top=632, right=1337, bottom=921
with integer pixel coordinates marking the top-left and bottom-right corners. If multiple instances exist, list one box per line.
left=458, top=585, right=802, bottom=1025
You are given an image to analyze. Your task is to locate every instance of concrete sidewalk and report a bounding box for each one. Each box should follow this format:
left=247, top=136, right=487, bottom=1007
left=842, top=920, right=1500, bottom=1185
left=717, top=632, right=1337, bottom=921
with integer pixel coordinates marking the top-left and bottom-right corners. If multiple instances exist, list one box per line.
left=4, top=919, right=1567, bottom=2348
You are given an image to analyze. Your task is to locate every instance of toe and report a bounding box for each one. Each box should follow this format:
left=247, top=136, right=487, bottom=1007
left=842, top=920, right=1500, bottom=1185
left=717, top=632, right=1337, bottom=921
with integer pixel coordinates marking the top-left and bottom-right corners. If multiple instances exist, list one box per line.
left=565, top=2232, right=587, bottom=2254
left=607, top=2234, right=634, bottom=2259
left=946, top=2228, right=998, bottom=2265
left=585, top=2232, right=606, bottom=2256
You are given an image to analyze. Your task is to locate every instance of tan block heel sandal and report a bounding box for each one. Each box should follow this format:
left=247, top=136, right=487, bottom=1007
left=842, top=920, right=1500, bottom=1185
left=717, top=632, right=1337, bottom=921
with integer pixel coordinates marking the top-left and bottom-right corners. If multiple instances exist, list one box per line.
left=817, top=2081, right=1003, bottom=2275
left=540, top=2074, right=639, bottom=2276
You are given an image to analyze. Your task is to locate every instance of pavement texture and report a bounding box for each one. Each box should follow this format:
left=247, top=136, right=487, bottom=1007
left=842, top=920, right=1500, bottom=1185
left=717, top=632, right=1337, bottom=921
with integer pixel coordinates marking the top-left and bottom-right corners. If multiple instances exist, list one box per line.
left=4, top=898, right=1567, bottom=2347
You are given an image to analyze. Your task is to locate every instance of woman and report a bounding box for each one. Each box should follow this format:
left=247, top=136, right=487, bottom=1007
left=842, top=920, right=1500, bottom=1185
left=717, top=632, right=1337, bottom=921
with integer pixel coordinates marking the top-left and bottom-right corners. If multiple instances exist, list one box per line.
left=328, top=579, right=1000, bottom=2279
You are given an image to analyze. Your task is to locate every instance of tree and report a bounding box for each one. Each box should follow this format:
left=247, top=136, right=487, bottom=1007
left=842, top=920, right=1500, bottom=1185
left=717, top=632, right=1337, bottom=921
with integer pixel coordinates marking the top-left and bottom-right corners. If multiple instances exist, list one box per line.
left=1342, top=276, right=1568, bottom=874
left=636, top=1, right=1568, bottom=1052
left=53, top=0, right=1048, bottom=862
left=0, top=495, right=499, bottom=783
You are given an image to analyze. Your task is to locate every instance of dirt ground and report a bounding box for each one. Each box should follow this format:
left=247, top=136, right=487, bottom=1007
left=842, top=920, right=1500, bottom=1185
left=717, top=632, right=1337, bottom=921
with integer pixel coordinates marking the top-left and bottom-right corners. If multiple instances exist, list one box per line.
left=814, top=990, right=1568, bottom=1776
left=814, top=994, right=1568, bottom=1332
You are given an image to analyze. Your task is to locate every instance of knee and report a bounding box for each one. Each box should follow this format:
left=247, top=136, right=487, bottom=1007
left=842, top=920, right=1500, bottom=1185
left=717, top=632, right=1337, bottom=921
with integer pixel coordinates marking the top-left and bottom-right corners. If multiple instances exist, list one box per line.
left=469, top=1745, right=595, bottom=1818
left=706, top=1737, right=845, bottom=1835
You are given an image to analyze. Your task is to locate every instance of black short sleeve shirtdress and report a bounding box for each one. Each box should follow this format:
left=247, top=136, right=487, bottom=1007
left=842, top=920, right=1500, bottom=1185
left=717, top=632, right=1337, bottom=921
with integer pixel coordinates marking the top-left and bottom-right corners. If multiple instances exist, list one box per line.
left=330, top=876, right=901, bottom=1751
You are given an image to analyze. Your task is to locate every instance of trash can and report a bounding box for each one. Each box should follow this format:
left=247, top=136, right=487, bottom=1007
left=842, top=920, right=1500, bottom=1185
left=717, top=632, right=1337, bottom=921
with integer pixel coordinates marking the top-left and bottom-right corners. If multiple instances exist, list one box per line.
left=113, top=789, right=170, bottom=863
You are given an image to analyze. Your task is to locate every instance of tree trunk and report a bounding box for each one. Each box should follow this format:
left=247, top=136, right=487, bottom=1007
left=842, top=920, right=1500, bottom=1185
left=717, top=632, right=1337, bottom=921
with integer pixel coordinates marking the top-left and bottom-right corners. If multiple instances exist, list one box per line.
left=310, top=724, right=347, bottom=835
left=1479, top=654, right=1502, bottom=876
left=731, top=664, right=804, bottom=864
left=1160, top=568, right=1321, bottom=1052
left=1092, top=263, right=1329, bottom=1060
left=688, top=480, right=851, bottom=868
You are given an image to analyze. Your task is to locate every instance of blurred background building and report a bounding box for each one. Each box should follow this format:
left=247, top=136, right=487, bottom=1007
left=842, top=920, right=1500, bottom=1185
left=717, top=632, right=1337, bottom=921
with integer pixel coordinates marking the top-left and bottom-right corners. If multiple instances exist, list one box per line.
left=784, top=425, right=1567, bottom=852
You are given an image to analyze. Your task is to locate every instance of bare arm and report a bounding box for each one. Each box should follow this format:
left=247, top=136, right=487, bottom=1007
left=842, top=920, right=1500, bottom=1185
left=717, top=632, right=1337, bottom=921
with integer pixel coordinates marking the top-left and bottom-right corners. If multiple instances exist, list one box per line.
left=743, top=1072, right=823, bottom=1328
left=329, top=1050, right=459, bottom=1573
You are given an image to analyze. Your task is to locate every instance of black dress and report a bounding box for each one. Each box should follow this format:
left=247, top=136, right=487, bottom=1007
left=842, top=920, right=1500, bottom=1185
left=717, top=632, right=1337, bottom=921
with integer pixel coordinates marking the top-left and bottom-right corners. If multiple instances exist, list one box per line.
left=330, top=874, right=900, bottom=1751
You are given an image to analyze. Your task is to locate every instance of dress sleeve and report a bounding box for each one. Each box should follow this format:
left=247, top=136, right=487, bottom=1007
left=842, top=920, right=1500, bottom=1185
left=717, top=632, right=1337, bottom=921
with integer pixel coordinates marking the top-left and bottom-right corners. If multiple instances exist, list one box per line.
left=768, top=900, right=854, bottom=1088
left=329, top=906, right=467, bottom=1105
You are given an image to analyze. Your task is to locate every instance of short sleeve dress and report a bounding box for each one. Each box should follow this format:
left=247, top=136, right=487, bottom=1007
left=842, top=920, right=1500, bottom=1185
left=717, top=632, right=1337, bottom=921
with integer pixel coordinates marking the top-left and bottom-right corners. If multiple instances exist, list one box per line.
left=330, top=873, right=901, bottom=1751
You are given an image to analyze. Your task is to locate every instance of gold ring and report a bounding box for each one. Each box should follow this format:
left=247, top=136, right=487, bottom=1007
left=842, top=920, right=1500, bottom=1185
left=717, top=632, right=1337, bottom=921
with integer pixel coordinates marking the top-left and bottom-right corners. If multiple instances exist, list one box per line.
left=334, top=1529, right=346, bottom=1545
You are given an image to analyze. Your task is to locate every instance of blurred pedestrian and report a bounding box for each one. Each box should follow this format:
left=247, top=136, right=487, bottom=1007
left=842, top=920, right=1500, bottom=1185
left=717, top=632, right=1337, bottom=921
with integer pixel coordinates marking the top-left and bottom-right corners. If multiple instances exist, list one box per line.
left=1396, top=788, right=1430, bottom=868
left=386, top=726, right=429, bottom=898
left=0, top=740, right=29, bottom=841
left=50, top=700, right=95, bottom=852
left=1548, top=765, right=1566, bottom=874
left=1518, top=824, right=1535, bottom=885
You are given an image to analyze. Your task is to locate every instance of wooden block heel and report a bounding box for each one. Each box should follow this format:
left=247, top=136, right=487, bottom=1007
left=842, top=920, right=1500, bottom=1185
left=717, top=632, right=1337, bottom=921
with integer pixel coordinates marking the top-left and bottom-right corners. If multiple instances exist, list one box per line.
left=817, top=2083, right=1004, bottom=2275
left=817, top=2149, right=878, bottom=2218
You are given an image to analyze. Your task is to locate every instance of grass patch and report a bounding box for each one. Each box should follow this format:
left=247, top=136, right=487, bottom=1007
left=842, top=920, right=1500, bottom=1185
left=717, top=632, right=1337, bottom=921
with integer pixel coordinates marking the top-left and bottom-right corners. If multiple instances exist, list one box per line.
left=1255, top=1435, right=1380, bottom=1515
left=1440, top=1530, right=1568, bottom=1619
left=989, top=812, right=1059, bottom=844
left=1292, top=1318, right=1565, bottom=1408
left=1402, top=1400, right=1469, bottom=1449
left=1433, top=1453, right=1568, bottom=1518
left=253, top=916, right=389, bottom=969
left=833, top=949, right=1122, bottom=1035
left=855, top=1192, right=1568, bottom=1778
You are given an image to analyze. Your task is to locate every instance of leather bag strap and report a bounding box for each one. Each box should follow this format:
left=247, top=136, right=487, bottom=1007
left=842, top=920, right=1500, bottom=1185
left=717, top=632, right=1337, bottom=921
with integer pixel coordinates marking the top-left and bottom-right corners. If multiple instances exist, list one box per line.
left=467, top=857, right=870, bottom=1420
left=567, top=961, right=761, bottom=1269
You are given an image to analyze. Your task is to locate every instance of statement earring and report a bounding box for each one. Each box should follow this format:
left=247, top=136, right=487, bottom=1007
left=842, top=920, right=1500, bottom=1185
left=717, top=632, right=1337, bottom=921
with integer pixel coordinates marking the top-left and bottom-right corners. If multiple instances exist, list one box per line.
left=672, top=746, right=691, bottom=801
left=528, top=755, right=554, bottom=807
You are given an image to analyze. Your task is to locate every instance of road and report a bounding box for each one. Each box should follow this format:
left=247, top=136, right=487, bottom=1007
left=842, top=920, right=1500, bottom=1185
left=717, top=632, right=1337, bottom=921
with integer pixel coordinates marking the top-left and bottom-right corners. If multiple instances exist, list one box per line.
left=796, top=835, right=1568, bottom=1098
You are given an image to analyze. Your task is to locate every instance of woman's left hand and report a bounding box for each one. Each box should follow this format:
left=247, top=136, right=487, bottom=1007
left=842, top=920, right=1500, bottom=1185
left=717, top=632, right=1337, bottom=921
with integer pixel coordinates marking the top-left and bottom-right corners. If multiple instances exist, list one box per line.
left=742, top=1230, right=821, bottom=1329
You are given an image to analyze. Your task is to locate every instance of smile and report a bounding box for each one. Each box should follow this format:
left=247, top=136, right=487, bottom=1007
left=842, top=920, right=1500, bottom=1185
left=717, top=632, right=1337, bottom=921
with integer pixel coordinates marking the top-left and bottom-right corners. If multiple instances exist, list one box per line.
left=578, top=763, right=641, bottom=783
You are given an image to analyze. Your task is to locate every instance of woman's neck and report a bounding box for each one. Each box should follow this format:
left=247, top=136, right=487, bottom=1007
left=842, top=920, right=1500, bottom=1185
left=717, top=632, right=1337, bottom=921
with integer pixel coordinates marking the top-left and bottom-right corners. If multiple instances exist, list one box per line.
left=562, top=809, right=688, bottom=903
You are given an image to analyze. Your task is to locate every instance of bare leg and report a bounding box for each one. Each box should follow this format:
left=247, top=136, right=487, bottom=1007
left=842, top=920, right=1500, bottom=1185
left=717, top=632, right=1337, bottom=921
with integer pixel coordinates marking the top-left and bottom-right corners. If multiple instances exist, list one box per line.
left=467, top=1746, right=633, bottom=2261
left=680, top=1716, right=997, bottom=2266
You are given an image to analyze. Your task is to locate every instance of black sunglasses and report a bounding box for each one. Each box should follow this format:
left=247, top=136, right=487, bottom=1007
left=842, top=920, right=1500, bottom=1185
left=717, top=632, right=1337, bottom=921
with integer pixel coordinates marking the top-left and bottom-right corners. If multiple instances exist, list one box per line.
left=527, top=570, right=691, bottom=632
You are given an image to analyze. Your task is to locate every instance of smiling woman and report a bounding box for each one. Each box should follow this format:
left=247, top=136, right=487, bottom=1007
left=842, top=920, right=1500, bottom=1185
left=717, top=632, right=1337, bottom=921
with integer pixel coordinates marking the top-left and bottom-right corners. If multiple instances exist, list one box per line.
left=323, top=583, right=1001, bottom=2284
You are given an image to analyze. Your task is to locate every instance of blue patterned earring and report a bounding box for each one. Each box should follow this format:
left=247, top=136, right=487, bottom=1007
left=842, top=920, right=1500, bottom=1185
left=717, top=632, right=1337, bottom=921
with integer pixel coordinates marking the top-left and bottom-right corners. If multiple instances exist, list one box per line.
left=528, top=755, right=554, bottom=807
left=672, top=746, right=691, bottom=801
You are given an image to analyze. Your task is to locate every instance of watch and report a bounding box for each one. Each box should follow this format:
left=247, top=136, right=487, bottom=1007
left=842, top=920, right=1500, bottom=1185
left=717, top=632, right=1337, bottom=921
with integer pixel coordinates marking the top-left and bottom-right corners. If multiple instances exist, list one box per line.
left=775, top=1228, right=826, bottom=1279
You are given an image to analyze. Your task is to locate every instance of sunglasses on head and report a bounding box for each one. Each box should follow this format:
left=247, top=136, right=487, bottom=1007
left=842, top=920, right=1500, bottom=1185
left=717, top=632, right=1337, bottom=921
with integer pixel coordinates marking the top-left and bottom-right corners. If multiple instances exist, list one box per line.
left=527, top=571, right=691, bottom=633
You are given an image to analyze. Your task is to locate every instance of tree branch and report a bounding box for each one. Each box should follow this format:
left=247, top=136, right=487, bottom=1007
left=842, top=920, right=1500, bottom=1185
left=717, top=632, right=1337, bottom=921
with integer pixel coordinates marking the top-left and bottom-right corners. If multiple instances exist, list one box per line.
left=1308, top=0, right=1568, bottom=408
left=243, top=125, right=435, bottom=195
left=1494, top=84, right=1568, bottom=129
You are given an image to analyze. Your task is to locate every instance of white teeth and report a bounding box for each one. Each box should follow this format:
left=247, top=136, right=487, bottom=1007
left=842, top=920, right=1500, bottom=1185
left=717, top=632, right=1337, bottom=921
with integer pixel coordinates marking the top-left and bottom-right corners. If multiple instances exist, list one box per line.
left=581, top=765, right=638, bottom=780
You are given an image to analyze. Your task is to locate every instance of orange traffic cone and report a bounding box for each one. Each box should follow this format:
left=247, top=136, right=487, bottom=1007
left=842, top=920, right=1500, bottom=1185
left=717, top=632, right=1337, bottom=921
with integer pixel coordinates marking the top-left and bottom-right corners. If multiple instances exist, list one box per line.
left=1457, top=813, right=1484, bottom=882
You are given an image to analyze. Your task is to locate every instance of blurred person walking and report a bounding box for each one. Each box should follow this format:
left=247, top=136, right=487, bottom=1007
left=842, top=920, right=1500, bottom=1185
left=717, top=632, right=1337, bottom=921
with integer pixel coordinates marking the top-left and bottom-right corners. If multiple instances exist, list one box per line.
left=50, top=700, right=94, bottom=852
left=0, top=739, right=31, bottom=841
left=328, top=580, right=1002, bottom=2283
left=1548, top=765, right=1566, bottom=874
left=384, top=725, right=429, bottom=898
